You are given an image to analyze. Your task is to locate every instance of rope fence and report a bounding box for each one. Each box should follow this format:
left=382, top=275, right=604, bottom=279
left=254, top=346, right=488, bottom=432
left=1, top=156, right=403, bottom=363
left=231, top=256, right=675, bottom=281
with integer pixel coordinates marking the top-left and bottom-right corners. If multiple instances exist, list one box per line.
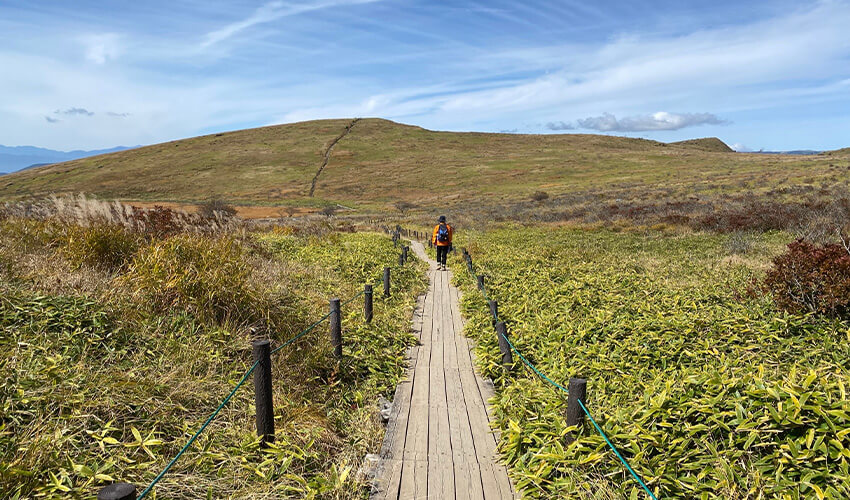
left=97, top=232, right=416, bottom=500
left=461, top=248, right=660, bottom=500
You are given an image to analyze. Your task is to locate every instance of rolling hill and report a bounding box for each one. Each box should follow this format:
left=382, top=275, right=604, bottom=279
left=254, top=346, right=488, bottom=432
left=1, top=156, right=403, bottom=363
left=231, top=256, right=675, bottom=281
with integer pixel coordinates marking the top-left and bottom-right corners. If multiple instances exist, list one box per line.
left=0, top=118, right=847, bottom=213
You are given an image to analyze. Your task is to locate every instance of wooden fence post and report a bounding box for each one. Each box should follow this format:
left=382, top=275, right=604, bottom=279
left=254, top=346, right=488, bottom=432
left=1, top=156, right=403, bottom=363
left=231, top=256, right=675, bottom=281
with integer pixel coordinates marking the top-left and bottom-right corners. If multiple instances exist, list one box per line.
left=398, top=252, right=405, bottom=266
left=402, top=245, right=408, bottom=262
left=330, top=298, right=342, bottom=358
left=364, top=284, right=373, bottom=323
left=477, top=274, right=485, bottom=291
left=97, top=483, right=136, bottom=500
left=566, top=378, right=588, bottom=440
left=383, top=267, right=391, bottom=297
left=252, top=340, right=275, bottom=446
left=495, top=321, right=513, bottom=367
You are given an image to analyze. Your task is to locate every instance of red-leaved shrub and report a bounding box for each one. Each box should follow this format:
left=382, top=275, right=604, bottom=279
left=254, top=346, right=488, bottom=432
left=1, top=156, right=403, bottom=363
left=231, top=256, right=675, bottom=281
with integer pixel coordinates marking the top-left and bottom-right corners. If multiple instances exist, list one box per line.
left=764, top=239, right=850, bottom=317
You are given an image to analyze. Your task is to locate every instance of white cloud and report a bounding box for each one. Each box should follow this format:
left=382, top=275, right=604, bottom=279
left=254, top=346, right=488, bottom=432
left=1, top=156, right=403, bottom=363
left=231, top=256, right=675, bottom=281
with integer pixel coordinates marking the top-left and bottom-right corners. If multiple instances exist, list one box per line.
left=200, top=0, right=380, bottom=49
left=576, top=112, right=727, bottom=132
left=731, top=143, right=753, bottom=152
left=56, top=107, right=94, bottom=117
left=545, top=121, right=575, bottom=130
left=81, top=33, right=121, bottom=64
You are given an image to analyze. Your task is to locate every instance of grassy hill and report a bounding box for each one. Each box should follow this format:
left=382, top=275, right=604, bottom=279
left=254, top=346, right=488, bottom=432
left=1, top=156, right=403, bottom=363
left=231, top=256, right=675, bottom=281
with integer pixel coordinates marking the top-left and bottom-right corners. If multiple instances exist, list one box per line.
left=668, top=137, right=734, bottom=152
left=1, top=118, right=848, bottom=214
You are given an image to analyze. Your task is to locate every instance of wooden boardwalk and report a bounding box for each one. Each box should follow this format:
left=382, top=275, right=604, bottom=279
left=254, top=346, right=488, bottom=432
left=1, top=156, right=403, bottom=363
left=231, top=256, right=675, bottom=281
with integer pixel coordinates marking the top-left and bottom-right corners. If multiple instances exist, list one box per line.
left=373, top=242, right=515, bottom=500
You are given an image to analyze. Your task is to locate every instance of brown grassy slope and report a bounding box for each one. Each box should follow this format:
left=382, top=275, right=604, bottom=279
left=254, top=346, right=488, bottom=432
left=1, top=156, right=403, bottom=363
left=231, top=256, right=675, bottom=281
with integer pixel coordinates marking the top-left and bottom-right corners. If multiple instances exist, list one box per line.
left=0, top=119, right=354, bottom=204
left=1, top=118, right=848, bottom=211
left=315, top=119, right=848, bottom=205
left=669, top=137, right=734, bottom=152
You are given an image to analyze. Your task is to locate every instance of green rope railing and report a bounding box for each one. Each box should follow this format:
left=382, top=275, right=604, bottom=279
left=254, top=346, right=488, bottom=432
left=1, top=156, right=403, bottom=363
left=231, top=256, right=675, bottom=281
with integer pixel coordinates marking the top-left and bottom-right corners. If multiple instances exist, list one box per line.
left=464, top=253, right=659, bottom=500
left=137, top=265, right=398, bottom=498
left=136, top=360, right=259, bottom=499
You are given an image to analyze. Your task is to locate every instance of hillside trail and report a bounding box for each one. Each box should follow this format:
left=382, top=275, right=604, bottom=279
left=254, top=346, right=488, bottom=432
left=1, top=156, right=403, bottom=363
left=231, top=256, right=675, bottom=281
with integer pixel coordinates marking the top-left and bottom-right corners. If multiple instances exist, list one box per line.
left=372, top=240, right=516, bottom=499
left=308, top=118, right=359, bottom=197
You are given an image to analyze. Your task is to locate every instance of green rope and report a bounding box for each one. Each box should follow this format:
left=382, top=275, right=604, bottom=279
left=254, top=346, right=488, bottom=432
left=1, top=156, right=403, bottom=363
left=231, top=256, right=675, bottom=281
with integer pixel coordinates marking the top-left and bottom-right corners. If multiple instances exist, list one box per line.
left=138, top=286, right=371, bottom=498
left=466, top=258, right=659, bottom=500
left=270, top=311, right=332, bottom=355
left=578, top=398, right=659, bottom=500
left=138, top=237, right=404, bottom=498
left=136, top=359, right=259, bottom=500
left=340, top=289, right=365, bottom=307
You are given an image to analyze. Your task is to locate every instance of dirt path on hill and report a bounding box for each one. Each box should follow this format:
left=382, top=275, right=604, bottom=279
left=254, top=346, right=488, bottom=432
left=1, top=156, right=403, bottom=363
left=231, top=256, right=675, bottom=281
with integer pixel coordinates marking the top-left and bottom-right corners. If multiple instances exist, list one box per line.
left=308, top=118, right=359, bottom=197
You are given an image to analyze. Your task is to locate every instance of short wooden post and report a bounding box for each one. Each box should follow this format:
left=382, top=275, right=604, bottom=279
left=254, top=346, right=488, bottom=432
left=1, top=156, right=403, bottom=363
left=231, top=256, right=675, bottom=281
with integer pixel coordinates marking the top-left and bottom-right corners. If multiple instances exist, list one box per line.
left=477, top=274, right=485, bottom=291
left=566, top=378, right=588, bottom=439
left=252, top=340, right=275, bottom=446
left=398, top=252, right=404, bottom=266
left=330, top=298, right=342, bottom=358
left=495, top=321, right=513, bottom=367
left=402, top=245, right=408, bottom=262
left=383, top=267, right=391, bottom=297
left=98, top=483, right=136, bottom=500
left=364, top=284, right=373, bottom=323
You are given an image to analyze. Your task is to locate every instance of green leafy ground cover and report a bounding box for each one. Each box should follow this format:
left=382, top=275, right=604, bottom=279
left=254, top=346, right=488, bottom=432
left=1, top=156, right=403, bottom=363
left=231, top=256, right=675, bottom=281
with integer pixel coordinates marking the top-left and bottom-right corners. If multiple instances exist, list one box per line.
left=1, top=221, right=426, bottom=499
left=453, top=227, right=850, bottom=499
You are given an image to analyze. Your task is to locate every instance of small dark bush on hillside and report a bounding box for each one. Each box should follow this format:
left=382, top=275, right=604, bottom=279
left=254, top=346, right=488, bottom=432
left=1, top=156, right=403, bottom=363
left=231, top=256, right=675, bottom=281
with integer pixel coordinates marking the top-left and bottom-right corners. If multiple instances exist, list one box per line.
left=198, top=199, right=237, bottom=219
left=394, top=201, right=415, bottom=214
left=764, top=238, right=850, bottom=318
left=531, top=191, right=549, bottom=202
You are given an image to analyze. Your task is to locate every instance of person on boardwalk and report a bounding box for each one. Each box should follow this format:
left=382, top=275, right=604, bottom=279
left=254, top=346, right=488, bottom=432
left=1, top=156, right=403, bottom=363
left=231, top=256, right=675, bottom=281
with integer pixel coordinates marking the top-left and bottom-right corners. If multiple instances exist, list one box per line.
left=432, top=215, right=453, bottom=271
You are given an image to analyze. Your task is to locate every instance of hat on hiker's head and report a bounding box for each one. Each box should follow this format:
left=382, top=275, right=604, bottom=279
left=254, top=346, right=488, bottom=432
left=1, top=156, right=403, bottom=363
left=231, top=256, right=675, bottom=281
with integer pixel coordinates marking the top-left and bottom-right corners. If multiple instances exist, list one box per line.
left=438, top=215, right=446, bottom=223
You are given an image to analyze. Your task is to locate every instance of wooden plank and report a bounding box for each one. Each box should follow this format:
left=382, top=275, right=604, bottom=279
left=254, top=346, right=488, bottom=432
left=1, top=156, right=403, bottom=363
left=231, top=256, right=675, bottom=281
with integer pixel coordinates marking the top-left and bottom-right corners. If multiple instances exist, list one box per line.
left=398, top=266, right=434, bottom=499
left=443, top=268, right=487, bottom=499
left=427, top=270, right=454, bottom=498
left=373, top=279, right=429, bottom=499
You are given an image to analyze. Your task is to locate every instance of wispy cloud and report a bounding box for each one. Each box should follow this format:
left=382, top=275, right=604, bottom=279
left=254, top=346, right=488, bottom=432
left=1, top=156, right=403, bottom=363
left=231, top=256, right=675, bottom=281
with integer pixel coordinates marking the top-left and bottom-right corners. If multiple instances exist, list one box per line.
left=545, top=121, right=574, bottom=131
left=45, top=116, right=60, bottom=123
left=80, top=34, right=121, bottom=64
left=200, top=0, right=380, bottom=49
left=576, top=112, right=727, bottom=132
left=107, top=111, right=130, bottom=118
left=56, top=107, right=95, bottom=117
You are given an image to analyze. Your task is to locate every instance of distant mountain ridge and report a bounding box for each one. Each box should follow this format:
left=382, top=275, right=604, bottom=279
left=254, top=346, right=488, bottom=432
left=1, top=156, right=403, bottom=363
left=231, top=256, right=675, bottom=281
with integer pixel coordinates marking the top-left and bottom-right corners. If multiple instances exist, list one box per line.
left=0, top=145, right=136, bottom=173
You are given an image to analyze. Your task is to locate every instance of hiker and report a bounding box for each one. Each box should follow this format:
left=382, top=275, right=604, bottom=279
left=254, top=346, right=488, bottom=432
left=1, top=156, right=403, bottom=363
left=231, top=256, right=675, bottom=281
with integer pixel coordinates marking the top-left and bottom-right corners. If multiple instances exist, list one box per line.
left=431, top=215, right=453, bottom=271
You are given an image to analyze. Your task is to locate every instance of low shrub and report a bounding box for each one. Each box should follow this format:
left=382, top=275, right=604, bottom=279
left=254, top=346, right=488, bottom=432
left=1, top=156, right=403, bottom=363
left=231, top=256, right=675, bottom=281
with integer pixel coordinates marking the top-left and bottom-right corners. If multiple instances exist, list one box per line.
left=197, top=199, right=237, bottom=219
left=764, top=238, right=850, bottom=317
left=122, top=235, right=273, bottom=326
left=128, top=205, right=185, bottom=236
left=63, top=224, right=141, bottom=272
left=531, top=190, right=549, bottom=202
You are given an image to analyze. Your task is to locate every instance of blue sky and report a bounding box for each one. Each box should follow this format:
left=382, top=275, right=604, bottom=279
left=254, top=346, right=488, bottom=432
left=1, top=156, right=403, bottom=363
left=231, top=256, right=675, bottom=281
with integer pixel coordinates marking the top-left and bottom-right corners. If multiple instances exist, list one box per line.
left=1, top=0, right=849, bottom=151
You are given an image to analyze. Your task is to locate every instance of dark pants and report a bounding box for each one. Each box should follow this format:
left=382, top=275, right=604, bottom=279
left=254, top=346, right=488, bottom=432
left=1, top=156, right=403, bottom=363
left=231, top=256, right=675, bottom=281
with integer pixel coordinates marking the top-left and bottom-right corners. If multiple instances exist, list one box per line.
left=436, top=245, right=449, bottom=265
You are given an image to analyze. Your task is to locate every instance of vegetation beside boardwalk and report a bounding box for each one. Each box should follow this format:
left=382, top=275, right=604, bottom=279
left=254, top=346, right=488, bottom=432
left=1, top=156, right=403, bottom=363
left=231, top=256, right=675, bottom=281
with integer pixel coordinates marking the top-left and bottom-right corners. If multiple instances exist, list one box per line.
left=0, top=196, right=426, bottom=498
left=454, top=227, right=850, bottom=499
